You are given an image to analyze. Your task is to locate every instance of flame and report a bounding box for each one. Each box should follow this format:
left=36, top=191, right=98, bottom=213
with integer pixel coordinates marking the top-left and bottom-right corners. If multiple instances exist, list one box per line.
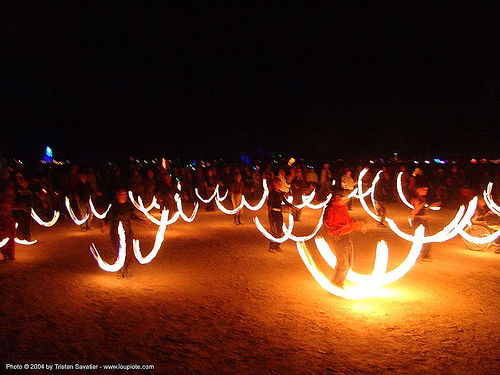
left=133, top=209, right=169, bottom=264
left=65, top=197, right=90, bottom=225
left=174, top=193, right=199, bottom=222
left=89, top=222, right=126, bottom=272
left=89, top=197, right=111, bottom=220
left=195, top=186, right=219, bottom=204
left=31, top=208, right=60, bottom=227
left=288, top=207, right=326, bottom=242
left=296, top=226, right=425, bottom=299
left=254, top=214, right=295, bottom=243
left=128, top=191, right=157, bottom=212
left=386, top=197, right=477, bottom=243
left=0, top=237, right=9, bottom=248
left=483, top=182, right=500, bottom=216
left=356, top=169, right=383, bottom=223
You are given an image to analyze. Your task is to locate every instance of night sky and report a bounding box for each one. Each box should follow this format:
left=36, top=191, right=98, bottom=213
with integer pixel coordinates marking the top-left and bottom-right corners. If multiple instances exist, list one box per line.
left=1, top=3, right=498, bottom=161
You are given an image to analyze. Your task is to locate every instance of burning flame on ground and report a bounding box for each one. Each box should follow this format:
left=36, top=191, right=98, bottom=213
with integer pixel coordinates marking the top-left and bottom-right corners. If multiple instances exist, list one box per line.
left=296, top=226, right=425, bottom=299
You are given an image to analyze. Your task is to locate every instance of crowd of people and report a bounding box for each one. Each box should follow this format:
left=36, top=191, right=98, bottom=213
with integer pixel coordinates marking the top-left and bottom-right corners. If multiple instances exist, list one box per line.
left=0, top=157, right=499, bottom=281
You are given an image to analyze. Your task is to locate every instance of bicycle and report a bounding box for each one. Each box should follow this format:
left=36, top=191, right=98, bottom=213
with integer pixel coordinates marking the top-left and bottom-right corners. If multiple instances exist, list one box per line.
left=462, top=221, right=500, bottom=251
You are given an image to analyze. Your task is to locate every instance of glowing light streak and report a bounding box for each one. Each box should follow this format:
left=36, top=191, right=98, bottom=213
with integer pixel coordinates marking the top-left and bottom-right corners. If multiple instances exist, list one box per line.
left=215, top=195, right=245, bottom=214
left=356, top=169, right=382, bottom=223
left=254, top=214, right=294, bottom=243
left=174, top=194, right=199, bottom=222
left=396, top=172, right=441, bottom=211
left=459, top=225, right=500, bottom=244
left=133, top=209, right=169, bottom=264
left=284, top=190, right=316, bottom=209
left=0, top=238, right=9, bottom=248
left=195, top=186, right=219, bottom=204
left=65, top=197, right=90, bottom=225
left=242, top=179, right=269, bottom=211
left=89, top=222, right=126, bottom=272
left=386, top=197, right=477, bottom=243
left=297, top=226, right=425, bottom=299
left=15, top=238, right=37, bottom=245
left=369, top=170, right=383, bottom=210
left=89, top=198, right=111, bottom=220
left=483, top=183, right=500, bottom=216
left=31, top=208, right=60, bottom=227
left=296, top=242, right=376, bottom=300
left=128, top=191, right=156, bottom=212
left=288, top=207, right=326, bottom=242
left=303, top=194, right=332, bottom=210
left=216, top=187, right=229, bottom=201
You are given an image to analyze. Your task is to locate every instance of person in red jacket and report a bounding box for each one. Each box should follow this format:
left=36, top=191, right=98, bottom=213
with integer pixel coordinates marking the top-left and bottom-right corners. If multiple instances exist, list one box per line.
left=324, top=191, right=366, bottom=288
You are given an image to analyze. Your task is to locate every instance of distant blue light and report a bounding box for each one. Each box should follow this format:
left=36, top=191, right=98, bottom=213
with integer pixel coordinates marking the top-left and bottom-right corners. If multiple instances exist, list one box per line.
left=43, top=146, right=53, bottom=163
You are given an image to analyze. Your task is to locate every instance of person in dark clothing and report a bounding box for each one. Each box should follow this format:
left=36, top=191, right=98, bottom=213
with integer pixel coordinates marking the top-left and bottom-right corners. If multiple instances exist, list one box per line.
left=373, top=170, right=391, bottom=226
left=12, top=172, right=33, bottom=241
left=0, top=186, right=16, bottom=261
left=290, top=169, right=308, bottom=221
left=102, top=189, right=138, bottom=278
left=75, top=171, right=93, bottom=231
left=267, top=177, right=296, bottom=252
left=411, top=185, right=440, bottom=261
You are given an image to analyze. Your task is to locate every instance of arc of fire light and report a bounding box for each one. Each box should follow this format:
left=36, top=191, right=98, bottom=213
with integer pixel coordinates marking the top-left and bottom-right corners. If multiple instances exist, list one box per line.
left=355, top=168, right=383, bottom=223
left=89, top=222, right=126, bottom=272
left=89, top=197, right=112, bottom=220
left=128, top=191, right=158, bottom=212
left=195, top=186, right=219, bottom=204
left=396, top=172, right=441, bottom=211
left=296, top=226, right=425, bottom=300
left=174, top=193, right=199, bottom=222
left=31, top=208, right=60, bottom=227
left=254, top=204, right=327, bottom=243
left=386, top=196, right=477, bottom=243
left=133, top=209, right=169, bottom=264
left=254, top=214, right=295, bottom=243
left=65, top=197, right=90, bottom=225
left=483, top=182, right=500, bottom=216
left=0, top=237, right=10, bottom=248
left=13, top=223, right=37, bottom=245
left=212, top=179, right=270, bottom=213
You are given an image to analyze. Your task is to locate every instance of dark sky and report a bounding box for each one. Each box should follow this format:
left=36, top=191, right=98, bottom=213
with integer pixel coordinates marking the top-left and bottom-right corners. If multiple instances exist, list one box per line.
left=1, top=2, right=498, bottom=161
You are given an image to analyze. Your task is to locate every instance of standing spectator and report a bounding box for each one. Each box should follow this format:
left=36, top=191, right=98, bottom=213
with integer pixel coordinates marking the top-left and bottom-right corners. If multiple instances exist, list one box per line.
left=128, top=168, right=144, bottom=197
left=319, top=163, right=333, bottom=200
left=230, top=173, right=244, bottom=225
left=340, top=168, right=357, bottom=211
left=305, top=166, right=319, bottom=192
left=0, top=186, right=16, bottom=261
left=324, top=190, right=365, bottom=288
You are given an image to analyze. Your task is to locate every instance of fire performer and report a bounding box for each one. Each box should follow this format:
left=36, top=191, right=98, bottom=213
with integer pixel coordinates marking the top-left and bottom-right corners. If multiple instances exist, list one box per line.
left=267, top=177, right=296, bottom=252
left=411, top=185, right=440, bottom=261
left=324, top=190, right=366, bottom=288
left=102, top=189, right=137, bottom=277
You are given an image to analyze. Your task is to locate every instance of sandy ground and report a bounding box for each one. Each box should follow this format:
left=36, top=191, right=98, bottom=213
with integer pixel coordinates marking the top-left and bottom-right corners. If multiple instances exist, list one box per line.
left=1, top=198, right=499, bottom=374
